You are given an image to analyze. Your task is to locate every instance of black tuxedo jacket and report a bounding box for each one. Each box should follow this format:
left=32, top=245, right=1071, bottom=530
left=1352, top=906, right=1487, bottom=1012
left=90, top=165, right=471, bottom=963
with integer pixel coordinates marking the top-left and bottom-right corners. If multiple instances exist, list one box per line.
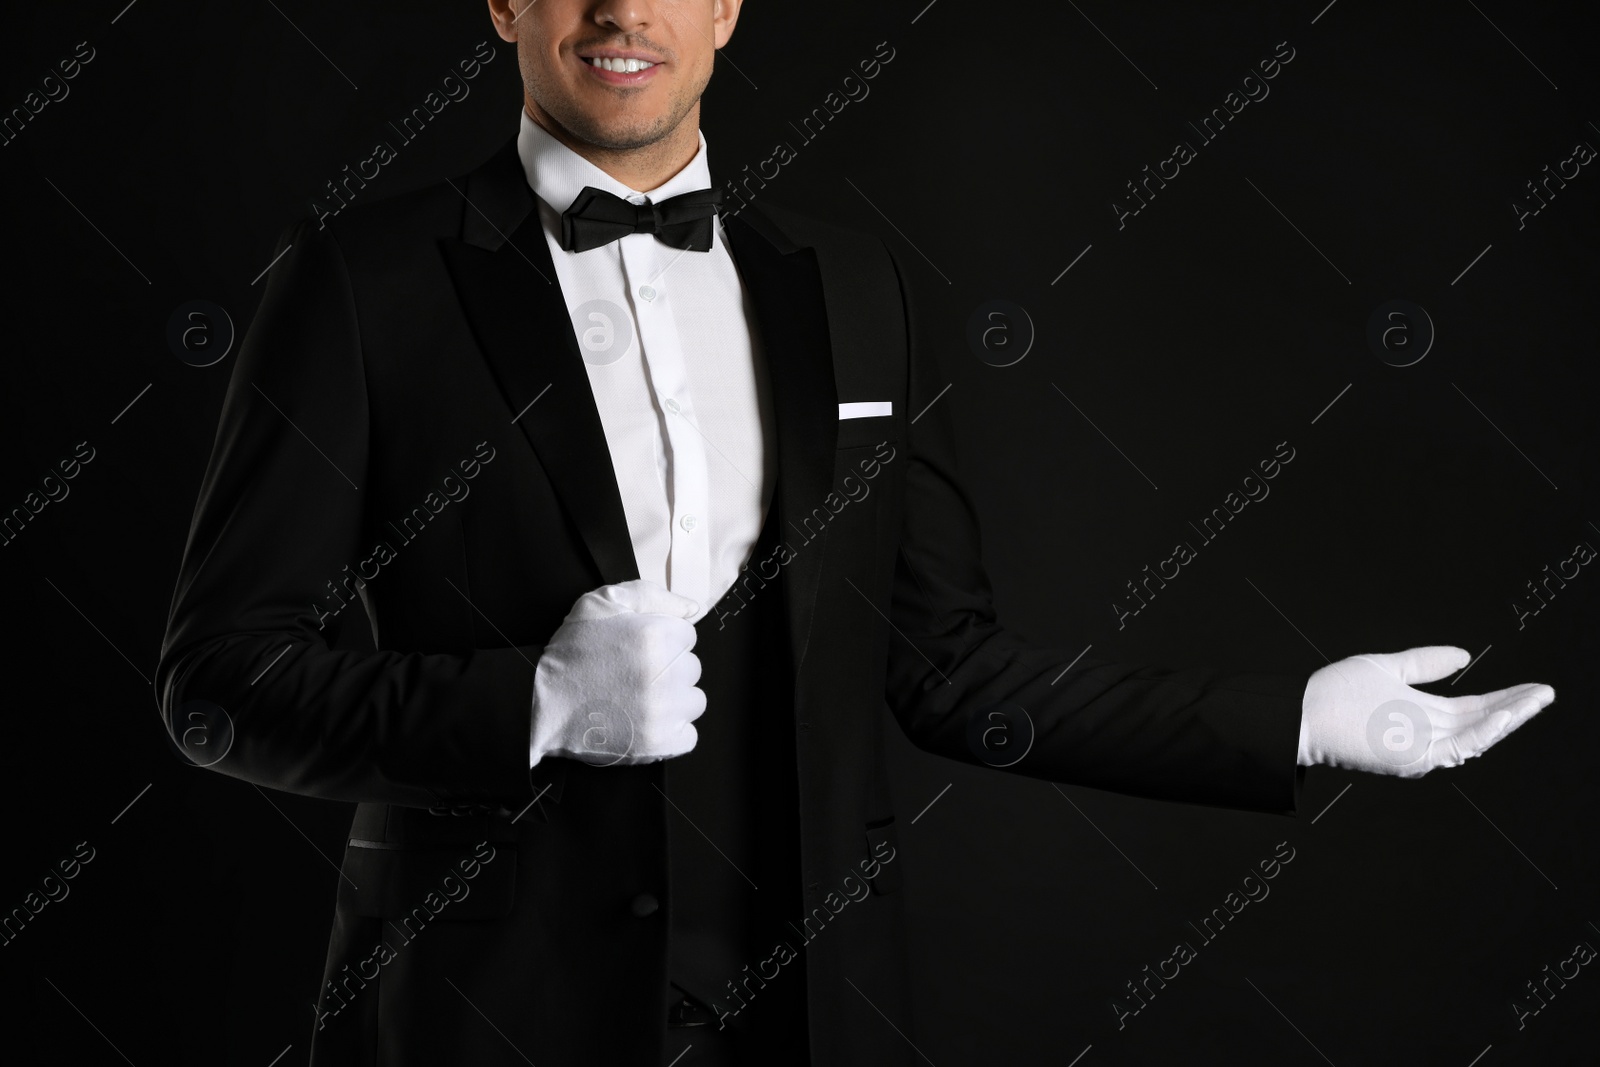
left=156, top=132, right=1307, bottom=1066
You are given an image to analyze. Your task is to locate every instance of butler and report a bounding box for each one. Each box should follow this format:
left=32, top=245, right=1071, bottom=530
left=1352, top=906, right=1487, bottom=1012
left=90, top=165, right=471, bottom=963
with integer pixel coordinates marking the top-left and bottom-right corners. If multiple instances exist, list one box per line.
left=154, top=2, right=1556, bottom=1065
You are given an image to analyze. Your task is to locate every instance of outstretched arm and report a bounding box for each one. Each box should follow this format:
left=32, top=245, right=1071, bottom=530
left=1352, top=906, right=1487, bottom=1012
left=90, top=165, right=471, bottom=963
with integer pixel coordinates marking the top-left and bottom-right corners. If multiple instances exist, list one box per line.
left=878, top=246, right=1553, bottom=813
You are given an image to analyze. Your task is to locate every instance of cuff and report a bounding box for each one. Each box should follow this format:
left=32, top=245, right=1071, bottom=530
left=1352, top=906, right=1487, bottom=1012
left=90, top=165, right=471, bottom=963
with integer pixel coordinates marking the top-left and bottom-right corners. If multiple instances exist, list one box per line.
left=1296, top=674, right=1315, bottom=767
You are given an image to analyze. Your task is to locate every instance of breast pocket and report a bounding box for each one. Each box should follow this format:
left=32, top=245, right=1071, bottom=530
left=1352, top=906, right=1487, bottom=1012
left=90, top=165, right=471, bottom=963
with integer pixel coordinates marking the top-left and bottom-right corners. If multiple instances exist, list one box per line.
left=836, top=412, right=900, bottom=450
left=341, top=839, right=518, bottom=921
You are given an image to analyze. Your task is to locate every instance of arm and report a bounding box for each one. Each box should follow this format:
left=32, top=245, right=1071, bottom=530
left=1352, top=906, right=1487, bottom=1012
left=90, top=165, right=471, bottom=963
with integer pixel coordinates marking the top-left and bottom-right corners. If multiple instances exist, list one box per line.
left=155, top=220, right=540, bottom=810
left=880, top=245, right=1305, bottom=813
left=878, top=247, right=1552, bottom=808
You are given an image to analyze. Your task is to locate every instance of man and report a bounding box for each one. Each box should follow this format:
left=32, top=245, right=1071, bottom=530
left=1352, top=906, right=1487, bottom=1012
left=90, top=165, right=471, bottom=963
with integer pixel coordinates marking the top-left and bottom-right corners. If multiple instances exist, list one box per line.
left=154, top=1, right=1556, bottom=1064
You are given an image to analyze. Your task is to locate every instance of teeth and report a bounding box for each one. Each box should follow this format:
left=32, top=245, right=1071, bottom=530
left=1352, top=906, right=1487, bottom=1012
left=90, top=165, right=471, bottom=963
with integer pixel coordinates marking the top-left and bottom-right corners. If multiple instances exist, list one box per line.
left=589, top=56, right=655, bottom=72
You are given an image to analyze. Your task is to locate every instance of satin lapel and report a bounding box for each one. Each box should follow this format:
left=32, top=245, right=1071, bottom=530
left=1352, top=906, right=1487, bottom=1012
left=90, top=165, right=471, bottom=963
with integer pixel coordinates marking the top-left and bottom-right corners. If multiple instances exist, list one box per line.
left=723, top=209, right=839, bottom=677
left=439, top=139, right=640, bottom=587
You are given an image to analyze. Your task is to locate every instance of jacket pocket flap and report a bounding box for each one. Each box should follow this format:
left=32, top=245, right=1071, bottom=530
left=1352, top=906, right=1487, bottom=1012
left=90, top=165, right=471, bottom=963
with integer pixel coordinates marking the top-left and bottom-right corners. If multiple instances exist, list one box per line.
left=342, top=840, right=516, bottom=921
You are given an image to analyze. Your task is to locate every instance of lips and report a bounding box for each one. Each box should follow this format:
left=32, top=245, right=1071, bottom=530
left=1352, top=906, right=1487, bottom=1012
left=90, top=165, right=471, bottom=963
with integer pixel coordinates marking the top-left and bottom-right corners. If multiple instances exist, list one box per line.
left=576, top=49, right=664, bottom=85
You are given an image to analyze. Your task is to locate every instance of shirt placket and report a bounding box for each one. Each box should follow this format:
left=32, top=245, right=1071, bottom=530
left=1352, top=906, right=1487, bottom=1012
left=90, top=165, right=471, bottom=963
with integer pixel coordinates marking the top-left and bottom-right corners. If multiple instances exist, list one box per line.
left=617, top=225, right=712, bottom=610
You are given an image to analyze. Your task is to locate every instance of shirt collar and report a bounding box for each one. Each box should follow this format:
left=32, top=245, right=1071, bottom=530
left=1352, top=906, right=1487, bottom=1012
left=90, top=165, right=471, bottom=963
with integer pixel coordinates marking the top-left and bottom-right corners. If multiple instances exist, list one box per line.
left=516, top=107, right=714, bottom=215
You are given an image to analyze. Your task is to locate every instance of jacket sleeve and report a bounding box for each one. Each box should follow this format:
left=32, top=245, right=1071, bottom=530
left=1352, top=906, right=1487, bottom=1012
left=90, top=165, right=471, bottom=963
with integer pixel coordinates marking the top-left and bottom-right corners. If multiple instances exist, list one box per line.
left=880, top=245, right=1307, bottom=814
left=155, top=219, right=542, bottom=810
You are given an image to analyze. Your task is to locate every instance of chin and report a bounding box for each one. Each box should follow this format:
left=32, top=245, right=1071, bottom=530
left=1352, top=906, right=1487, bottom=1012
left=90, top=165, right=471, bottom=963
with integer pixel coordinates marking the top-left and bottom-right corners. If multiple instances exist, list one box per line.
left=568, top=110, right=676, bottom=150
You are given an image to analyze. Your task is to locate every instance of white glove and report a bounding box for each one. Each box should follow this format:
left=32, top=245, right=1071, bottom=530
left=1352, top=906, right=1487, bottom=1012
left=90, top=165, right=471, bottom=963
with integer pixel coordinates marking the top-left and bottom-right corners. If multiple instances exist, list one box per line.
left=1298, top=645, right=1554, bottom=777
left=529, top=579, right=705, bottom=768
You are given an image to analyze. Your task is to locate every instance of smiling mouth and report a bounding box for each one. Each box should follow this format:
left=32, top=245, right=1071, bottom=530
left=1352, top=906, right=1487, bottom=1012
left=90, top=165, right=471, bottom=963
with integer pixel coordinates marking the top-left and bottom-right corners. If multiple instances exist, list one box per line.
left=584, top=56, right=659, bottom=73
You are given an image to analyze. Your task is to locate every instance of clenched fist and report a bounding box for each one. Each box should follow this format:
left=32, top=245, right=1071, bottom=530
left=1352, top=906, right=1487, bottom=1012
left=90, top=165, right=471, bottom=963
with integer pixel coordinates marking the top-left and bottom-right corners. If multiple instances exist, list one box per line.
left=528, top=579, right=706, bottom=767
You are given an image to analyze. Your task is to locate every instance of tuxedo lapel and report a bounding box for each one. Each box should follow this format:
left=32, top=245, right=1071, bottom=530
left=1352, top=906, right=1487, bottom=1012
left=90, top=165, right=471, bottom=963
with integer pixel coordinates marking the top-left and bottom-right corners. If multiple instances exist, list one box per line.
left=438, top=136, right=840, bottom=677
left=439, top=138, right=641, bottom=588
left=723, top=209, right=839, bottom=677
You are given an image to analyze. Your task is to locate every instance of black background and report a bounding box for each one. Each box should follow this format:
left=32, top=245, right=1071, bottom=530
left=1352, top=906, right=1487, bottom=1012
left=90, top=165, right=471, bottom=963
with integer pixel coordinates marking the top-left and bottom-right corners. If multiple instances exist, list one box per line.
left=2, top=1, right=1596, bottom=1064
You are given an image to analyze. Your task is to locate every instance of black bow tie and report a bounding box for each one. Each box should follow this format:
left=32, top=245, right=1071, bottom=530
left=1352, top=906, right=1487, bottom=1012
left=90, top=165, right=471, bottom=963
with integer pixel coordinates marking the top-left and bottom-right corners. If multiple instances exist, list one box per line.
left=559, top=185, right=723, bottom=253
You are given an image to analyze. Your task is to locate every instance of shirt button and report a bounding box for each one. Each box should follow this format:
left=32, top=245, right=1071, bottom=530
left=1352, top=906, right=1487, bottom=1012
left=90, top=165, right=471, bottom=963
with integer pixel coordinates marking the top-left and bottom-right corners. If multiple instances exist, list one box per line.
left=664, top=397, right=681, bottom=415
left=679, top=514, right=698, bottom=532
left=638, top=284, right=657, bottom=302
left=630, top=893, right=659, bottom=918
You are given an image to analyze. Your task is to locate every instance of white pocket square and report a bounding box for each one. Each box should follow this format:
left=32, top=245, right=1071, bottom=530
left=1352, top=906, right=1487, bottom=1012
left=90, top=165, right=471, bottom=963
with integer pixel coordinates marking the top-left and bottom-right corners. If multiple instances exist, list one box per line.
left=838, top=401, right=892, bottom=419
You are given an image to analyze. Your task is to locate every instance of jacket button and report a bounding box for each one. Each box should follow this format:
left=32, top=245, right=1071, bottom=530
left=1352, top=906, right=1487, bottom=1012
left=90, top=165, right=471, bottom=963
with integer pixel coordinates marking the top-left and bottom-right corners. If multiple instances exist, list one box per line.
left=630, top=893, right=660, bottom=918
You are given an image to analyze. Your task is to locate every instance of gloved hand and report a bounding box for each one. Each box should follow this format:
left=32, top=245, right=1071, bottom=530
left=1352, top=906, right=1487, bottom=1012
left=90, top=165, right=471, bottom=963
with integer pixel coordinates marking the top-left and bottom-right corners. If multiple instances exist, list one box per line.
left=529, top=579, right=705, bottom=767
left=1298, top=645, right=1554, bottom=777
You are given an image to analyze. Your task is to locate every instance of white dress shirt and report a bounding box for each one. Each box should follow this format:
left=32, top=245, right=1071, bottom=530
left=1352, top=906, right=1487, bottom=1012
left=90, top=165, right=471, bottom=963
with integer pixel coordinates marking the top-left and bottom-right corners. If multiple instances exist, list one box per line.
left=516, top=109, right=775, bottom=613
left=518, top=110, right=774, bottom=763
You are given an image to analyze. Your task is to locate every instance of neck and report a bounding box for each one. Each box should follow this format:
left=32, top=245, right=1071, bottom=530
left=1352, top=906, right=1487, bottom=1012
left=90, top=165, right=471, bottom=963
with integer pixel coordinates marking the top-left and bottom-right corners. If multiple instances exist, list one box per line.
left=524, top=99, right=701, bottom=192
